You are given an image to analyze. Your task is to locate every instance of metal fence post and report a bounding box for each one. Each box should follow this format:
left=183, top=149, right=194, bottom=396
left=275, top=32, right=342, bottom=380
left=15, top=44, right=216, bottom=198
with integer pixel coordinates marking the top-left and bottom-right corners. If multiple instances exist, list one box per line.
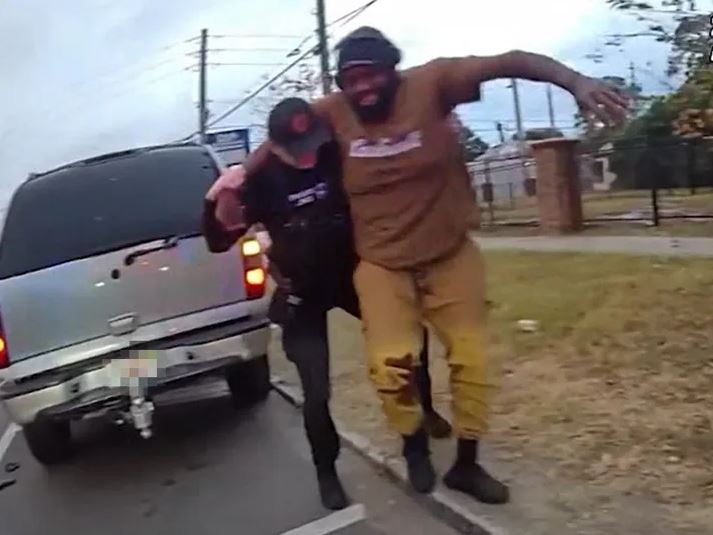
left=483, top=160, right=495, bottom=225
left=687, top=139, right=697, bottom=196
left=651, top=180, right=660, bottom=227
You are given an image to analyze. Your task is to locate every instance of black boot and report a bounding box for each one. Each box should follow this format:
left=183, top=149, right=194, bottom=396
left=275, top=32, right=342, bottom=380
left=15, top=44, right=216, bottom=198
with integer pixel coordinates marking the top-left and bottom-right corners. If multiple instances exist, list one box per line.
left=317, top=465, right=350, bottom=510
left=443, top=439, right=510, bottom=505
left=402, top=428, right=436, bottom=494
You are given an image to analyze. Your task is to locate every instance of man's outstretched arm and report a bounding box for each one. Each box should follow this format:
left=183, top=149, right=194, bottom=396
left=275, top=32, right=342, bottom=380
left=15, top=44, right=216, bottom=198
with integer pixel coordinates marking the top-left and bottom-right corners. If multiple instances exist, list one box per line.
left=435, top=51, right=630, bottom=125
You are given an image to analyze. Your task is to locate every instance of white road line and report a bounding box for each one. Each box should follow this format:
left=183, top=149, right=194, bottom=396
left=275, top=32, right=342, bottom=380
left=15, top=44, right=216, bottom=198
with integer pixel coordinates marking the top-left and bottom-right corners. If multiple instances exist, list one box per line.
left=0, top=423, right=20, bottom=462
left=279, top=504, right=366, bottom=535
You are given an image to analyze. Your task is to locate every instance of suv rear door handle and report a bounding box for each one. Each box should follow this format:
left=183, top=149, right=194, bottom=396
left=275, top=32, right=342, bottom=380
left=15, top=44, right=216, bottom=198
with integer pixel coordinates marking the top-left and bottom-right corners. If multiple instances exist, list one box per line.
left=124, top=236, right=179, bottom=266
left=108, top=314, right=139, bottom=335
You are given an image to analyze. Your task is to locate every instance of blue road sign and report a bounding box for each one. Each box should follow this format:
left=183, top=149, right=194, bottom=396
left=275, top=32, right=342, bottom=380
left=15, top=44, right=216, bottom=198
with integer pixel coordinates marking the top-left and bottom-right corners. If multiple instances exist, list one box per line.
left=206, top=128, right=250, bottom=166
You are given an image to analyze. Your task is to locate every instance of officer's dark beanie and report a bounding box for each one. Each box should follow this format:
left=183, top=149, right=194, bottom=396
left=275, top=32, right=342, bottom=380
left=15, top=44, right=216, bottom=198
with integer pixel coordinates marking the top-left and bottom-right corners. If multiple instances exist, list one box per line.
left=335, top=26, right=401, bottom=72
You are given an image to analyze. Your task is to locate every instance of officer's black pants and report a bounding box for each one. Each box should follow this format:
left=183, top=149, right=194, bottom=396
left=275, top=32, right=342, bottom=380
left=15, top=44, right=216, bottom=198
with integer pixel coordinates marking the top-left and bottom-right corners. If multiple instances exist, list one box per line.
left=274, top=293, right=434, bottom=471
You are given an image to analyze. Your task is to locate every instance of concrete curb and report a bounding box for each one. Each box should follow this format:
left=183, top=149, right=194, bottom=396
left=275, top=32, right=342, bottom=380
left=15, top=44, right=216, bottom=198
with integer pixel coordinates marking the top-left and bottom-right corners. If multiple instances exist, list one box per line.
left=270, top=377, right=508, bottom=535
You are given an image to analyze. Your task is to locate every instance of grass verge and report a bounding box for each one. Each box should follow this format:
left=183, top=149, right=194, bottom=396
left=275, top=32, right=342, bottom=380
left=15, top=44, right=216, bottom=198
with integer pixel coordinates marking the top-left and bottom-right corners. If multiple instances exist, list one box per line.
left=270, top=250, right=713, bottom=530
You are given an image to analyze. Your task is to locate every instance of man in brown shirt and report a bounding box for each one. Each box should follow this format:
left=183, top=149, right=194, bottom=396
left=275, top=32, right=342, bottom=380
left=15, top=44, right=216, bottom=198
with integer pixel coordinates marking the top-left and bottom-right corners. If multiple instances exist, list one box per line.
left=236, top=26, right=628, bottom=504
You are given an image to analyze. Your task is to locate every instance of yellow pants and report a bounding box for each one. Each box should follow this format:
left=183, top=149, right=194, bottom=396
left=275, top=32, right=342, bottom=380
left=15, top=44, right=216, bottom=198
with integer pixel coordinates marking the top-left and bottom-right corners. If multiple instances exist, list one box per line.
left=354, top=238, right=490, bottom=440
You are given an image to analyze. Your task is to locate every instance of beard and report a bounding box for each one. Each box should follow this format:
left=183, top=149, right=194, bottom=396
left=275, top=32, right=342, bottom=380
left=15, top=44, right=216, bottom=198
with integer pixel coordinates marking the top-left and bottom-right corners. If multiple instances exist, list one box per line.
left=348, top=73, right=400, bottom=124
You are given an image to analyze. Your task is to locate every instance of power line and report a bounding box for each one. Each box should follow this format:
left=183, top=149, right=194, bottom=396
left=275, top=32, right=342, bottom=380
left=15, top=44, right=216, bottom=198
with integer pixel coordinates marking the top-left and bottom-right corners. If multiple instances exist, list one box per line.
left=175, top=0, right=383, bottom=140
left=177, top=45, right=317, bottom=141
left=189, top=1, right=383, bottom=132
left=140, top=66, right=194, bottom=88
left=187, top=47, right=292, bottom=55
left=285, top=0, right=383, bottom=59
left=62, top=37, right=194, bottom=95
left=210, top=33, right=306, bottom=39
left=614, top=7, right=709, bottom=16
left=26, top=66, right=192, bottom=133
left=469, top=125, right=580, bottom=133
left=0, top=61, right=189, bottom=147
left=207, top=46, right=316, bottom=128
left=330, top=0, right=381, bottom=28
left=461, top=117, right=578, bottom=124
left=286, top=32, right=318, bottom=59
left=0, top=34, right=194, bottom=144
left=206, top=62, right=292, bottom=67
left=22, top=47, right=191, bottom=122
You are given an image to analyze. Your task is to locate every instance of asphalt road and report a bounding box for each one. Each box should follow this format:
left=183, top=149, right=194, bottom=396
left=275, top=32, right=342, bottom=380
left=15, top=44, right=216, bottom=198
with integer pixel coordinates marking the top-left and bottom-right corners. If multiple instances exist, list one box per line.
left=0, top=409, right=8, bottom=437
left=0, top=381, right=458, bottom=535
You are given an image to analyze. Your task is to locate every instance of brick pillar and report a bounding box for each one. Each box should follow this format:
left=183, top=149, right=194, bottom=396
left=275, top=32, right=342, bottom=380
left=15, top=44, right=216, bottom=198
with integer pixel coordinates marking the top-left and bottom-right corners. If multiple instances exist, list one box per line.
left=529, top=138, right=583, bottom=234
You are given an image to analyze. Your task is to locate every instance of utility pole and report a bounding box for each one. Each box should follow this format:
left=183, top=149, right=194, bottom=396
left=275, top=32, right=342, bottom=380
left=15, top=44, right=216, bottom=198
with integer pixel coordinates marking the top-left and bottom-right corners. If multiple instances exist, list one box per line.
left=198, top=28, right=208, bottom=143
left=496, top=122, right=505, bottom=143
left=510, top=78, right=524, bottom=140
left=315, top=0, right=332, bottom=95
left=628, top=61, right=637, bottom=87
left=546, top=84, right=556, bottom=128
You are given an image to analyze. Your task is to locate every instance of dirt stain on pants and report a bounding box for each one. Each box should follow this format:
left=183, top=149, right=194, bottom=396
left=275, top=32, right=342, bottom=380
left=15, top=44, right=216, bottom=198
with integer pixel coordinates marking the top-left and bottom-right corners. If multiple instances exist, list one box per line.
left=356, top=239, right=493, bottom=439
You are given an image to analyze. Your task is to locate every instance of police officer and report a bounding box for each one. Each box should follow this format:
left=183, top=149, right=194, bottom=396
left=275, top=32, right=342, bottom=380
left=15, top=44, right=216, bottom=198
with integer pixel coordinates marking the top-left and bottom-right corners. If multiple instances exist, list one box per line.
left=202, top=97, right=449, bottom=511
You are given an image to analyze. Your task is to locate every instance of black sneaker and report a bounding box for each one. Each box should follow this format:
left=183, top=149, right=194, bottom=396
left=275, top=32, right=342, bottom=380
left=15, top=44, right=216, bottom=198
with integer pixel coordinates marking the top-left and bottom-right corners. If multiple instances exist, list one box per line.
left=402, top=429, right=436, bottom=494
left=443, top=463, right=510, bottom=504
left=317, top=469, right=350, bottom=510
left=423, top=411, right=452, bottom=439
left=406, top=454, right=436, bottom=493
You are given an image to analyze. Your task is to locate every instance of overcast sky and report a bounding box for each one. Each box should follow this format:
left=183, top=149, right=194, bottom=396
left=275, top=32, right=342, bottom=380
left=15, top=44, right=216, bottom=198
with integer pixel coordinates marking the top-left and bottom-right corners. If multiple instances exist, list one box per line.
left=0, top=0, right=676, bottom=208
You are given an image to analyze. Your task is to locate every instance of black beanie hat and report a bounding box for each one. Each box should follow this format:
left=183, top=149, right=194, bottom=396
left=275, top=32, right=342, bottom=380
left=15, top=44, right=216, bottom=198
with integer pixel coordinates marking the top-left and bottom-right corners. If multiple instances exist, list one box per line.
left=335, top=26, right=401, bottom=72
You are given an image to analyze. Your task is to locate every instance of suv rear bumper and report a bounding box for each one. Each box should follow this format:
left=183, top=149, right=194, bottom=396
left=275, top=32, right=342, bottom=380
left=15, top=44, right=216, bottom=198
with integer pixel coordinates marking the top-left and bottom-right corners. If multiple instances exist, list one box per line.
left=1, top=322, right=270, bottom=425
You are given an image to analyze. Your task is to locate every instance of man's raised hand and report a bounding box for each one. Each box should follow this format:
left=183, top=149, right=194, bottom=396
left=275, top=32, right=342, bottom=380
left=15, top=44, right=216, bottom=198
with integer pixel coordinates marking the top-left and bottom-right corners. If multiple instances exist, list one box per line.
left=571, top=75, right=631, bottom=127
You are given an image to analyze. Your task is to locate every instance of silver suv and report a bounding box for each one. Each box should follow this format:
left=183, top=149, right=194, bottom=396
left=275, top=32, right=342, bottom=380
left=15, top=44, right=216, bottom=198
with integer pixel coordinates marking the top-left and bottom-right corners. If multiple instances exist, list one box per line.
left=0, top=144, right=271, bottom=464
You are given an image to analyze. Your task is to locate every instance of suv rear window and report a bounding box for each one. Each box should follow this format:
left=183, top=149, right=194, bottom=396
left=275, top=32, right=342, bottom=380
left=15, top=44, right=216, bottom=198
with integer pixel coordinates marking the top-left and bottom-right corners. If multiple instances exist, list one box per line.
left=0, top=146, right=219, bottom=278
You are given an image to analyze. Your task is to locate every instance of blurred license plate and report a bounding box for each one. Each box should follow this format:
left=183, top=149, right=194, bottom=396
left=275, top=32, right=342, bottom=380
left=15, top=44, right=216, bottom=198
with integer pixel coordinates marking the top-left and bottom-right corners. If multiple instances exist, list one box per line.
left=108, top=350, right=160, bottom=385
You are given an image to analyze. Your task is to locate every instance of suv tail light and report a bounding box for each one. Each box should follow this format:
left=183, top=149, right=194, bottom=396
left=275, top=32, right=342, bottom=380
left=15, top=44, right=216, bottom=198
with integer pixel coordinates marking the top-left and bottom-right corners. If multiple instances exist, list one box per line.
left=0, top=315, right=8, bottom=369
left=241, top=238, right=266, bottom=299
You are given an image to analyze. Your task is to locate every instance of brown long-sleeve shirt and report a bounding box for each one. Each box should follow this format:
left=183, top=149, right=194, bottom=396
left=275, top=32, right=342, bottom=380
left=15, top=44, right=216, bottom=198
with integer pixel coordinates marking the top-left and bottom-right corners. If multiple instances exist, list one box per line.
left=244, top=57, right=484, bottom=270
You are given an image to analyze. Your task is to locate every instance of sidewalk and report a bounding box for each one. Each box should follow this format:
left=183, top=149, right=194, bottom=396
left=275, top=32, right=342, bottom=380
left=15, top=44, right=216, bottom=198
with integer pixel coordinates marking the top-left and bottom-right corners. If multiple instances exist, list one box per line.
left=272, top=372, right=691, bottom=535
left=473, top=235, right=713, bottom=257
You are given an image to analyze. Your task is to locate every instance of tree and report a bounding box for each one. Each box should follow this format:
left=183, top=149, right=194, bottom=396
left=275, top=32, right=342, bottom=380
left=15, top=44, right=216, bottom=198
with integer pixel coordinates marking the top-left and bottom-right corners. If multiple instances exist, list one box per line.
left=600, top=2, right=713, bottom=140
left=605, top=0, right=711, bottom=77
left=585, top=4, right=713, bottom=188
left=606, top=90, right=713, bottom=189
left=671, top=68, right=713, bottom=138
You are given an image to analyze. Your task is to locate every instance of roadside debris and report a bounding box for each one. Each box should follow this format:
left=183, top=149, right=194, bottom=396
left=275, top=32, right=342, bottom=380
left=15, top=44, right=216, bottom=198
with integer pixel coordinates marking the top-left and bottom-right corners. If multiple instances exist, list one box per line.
left=517, top=319, right=540, bottom=333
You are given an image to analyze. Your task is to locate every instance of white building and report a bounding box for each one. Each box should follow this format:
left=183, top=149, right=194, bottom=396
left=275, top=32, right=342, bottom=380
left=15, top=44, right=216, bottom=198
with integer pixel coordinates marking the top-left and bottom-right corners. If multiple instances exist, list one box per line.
left=467, top=141, right=536, bottom=202
left=584, top=142, right=618, bottom=192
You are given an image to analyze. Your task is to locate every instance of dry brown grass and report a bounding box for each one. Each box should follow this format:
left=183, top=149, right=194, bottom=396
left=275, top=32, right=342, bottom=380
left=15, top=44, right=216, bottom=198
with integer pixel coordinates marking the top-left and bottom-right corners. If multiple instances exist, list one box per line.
left=270, top=251, right=713, bottom=529
left=483, top=253, right=713, bottom=511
